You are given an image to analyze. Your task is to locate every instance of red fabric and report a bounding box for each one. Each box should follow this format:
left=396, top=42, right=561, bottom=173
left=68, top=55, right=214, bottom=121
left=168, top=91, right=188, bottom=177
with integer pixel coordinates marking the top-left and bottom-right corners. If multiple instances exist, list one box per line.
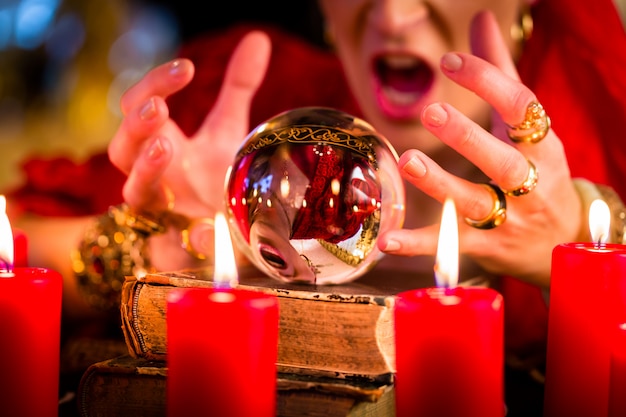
left=168, top=24, right=361, bottom=137
left=520, top=0, right=626, bottom=196
left=289, top=144, right=379, bottom=243
left=8, top=153, right=126, bottom=217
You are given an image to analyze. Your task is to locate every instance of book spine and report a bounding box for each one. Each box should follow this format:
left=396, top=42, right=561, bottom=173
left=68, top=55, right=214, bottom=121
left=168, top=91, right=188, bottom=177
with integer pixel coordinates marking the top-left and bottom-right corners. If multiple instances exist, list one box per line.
left=121, top=280, right=168, bottom=360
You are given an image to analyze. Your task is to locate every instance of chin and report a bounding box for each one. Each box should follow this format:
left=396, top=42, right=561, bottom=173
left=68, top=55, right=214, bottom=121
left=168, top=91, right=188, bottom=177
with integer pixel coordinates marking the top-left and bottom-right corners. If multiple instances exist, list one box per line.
left=369, top=115, right=432, bottom=154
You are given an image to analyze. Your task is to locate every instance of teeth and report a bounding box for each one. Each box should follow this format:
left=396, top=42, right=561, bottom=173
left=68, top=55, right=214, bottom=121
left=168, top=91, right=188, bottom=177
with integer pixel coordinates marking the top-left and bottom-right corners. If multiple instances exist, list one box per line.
left=382, top=86, right=420, bottom=106
left=383, top=55, right=419, bottom=69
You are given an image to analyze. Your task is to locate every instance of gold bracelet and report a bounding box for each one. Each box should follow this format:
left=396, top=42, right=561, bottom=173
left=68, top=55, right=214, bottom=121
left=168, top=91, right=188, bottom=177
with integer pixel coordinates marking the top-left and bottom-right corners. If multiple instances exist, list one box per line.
left=596, top=183, right=626, bottom=244
left=72, top=204, right=216, bottom=311
left=71, top=204, right=164, bottom=311
left=572, top=178, right=626, bottom=244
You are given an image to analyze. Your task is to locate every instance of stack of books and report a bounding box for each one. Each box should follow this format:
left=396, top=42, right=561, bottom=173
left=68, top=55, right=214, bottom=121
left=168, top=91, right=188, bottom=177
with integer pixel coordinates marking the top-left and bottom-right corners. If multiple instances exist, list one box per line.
left=77, top=266, right=436, bottom=416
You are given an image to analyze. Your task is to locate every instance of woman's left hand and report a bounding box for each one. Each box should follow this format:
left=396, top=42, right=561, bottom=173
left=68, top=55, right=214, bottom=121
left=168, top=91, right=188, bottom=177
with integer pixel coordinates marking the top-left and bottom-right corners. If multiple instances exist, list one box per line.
left=378, top=10, right=581, bottom=288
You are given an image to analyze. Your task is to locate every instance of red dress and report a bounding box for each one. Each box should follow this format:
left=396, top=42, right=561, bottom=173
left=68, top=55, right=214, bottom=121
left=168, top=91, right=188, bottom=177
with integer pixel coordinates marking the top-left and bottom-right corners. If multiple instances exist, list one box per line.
left=503, top=0, right=626, bottom=364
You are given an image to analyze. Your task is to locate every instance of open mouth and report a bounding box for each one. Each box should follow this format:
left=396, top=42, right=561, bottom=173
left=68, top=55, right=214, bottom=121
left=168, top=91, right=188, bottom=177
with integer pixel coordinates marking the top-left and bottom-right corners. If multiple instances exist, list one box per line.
left=373, top=54, right=434, bottom=113
left=258, top=242, right=288, bottom=271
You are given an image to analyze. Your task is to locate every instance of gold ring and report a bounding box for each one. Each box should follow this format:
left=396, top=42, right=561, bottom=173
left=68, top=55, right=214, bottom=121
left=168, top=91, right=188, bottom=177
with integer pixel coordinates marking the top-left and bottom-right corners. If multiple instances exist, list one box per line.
left=164, top=186, right=176, bottom=212
left=506, top=101, right=551, bottom=144
left=464, top=183, right=507, bottom=230
left=501, top=159, right=538, bottom=197
left=181, top=217, right=215, bottom=260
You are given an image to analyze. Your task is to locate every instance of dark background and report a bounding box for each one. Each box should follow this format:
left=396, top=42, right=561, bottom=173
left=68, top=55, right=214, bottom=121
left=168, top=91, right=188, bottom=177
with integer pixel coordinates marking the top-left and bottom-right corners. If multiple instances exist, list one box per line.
left=145, top=0, right=326, bottom=46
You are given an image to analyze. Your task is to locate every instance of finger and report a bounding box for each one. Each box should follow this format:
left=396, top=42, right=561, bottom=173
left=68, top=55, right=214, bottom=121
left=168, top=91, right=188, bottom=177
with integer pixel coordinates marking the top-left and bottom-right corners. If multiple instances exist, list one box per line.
left=378, top=224, right=440, bottom=256
left=109, top=96, right=170, bottom=173
left=199, top=30, right=272, bottom=139
left=420, top=103, right=530, bottom=193
left=397, top=149, right=513, bottom=222
left=470, top=10, right=520, bottom=81
left=440, top=51, right=536, bottom=131
left=120, top=59, right=195, bottom=116
left=122, top=136, right=174, bottom=212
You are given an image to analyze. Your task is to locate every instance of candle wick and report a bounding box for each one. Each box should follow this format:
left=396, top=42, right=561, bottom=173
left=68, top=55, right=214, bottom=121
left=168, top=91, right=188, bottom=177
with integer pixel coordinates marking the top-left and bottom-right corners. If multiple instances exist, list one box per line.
left=0, top=259, right=11, bottom=273
left=594, top=237, right=607, bottom=250
left=213, top=280, right=235, bottom=290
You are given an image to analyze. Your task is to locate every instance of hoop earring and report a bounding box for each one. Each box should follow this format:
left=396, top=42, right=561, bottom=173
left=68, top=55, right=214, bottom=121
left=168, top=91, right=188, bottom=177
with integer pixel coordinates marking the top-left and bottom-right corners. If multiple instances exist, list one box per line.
left=510, top=6, right=534, bottom=43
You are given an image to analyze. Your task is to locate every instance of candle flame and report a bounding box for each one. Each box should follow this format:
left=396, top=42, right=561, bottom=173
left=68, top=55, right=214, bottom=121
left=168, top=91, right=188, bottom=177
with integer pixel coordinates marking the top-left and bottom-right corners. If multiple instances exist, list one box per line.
left=213, top=212, right=238, bottom=288
left=0, top=195, right=14, bottom=271
left=434, top=198, right=459, bottom=288
left=589, top=199, right=610, bottom=246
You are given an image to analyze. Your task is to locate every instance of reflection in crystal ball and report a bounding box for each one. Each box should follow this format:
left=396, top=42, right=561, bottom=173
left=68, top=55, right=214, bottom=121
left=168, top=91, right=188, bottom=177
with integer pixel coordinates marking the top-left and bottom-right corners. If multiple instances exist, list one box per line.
left=226, top=107, right=406, bottom=285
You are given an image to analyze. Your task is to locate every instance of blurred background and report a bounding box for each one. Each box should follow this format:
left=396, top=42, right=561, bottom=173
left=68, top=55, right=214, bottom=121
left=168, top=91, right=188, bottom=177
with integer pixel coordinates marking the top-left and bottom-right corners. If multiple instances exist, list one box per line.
left=0, top=0, right=324, bottom=193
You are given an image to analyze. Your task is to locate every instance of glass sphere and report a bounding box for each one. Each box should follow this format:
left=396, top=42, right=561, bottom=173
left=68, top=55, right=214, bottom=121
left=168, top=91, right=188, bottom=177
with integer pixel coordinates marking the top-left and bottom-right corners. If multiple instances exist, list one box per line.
left=226, top=107, right=405, bottom=285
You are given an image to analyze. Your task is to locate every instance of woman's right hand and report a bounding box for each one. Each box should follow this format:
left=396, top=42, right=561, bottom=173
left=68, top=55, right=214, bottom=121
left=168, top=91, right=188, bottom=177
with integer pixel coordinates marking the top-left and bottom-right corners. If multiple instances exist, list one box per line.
left=107, top=30, right=271, bottom=269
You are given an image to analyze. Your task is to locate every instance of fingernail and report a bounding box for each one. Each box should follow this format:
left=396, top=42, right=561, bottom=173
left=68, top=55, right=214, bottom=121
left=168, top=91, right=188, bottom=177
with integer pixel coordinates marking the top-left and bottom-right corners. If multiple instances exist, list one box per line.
left=383, top=239, right=401, bottom=252
left=146, top=137, right=164, bottom=160
left=441, top=53, right=463, bottom=72
left=403, top=155, right=427, bottom=178
left=169, top=59, right=184, bottom=76
left=140, top=97, right=157, bottom=121
left=422, top=103, right=448, bottom=127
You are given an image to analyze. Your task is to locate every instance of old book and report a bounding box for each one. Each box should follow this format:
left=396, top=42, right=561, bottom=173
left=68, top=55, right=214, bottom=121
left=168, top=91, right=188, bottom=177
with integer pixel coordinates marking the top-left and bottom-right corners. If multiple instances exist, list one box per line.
left=120, top=266, right=437, bottom=378
left=77, top=354, right=396, bottom=417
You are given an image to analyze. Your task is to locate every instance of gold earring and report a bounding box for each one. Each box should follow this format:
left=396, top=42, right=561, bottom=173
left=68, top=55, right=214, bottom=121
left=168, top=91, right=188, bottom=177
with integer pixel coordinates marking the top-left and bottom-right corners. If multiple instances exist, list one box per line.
left=511, top=7, right=534, bottom=43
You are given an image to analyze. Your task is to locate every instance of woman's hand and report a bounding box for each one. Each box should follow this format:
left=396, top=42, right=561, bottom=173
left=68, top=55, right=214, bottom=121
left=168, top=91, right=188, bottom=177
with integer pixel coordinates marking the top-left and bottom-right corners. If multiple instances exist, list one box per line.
left=378, top=11, right=581, bottom=287
left=107, top=31, right=271, bottom=269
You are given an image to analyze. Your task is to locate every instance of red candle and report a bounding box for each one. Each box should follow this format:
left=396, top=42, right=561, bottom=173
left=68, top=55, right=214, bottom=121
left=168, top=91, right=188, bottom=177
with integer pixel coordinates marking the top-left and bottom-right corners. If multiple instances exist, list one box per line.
left=0, top=197, right=62, bottom=417
left=167, top=212, right=279, bottom=417
left=609, top=323, right=626, bottom=417
left=609, top=235, right=626, bottom=417
left=394, top=199, right=505, bottom=417
left=544, top=199, right=626, bottom=417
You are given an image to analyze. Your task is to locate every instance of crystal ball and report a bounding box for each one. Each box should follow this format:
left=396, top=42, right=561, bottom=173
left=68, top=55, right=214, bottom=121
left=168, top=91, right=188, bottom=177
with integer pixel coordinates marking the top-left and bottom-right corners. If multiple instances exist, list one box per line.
left=225, top=107, right=406, bottom=285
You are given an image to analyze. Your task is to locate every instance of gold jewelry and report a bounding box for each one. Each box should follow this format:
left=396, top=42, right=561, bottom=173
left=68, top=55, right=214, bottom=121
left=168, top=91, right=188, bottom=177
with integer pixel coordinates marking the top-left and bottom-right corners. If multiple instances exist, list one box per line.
left=72, top=204, right=209, bottom=311
left=510, top=5, right=533, bottom=62
left=502, top=159, right=539, bottom=197
left=164, top=186, right=176, bottom=212
left=510, top=6, right=533, bottom=43
left=464, top=183, right=507, bottom=230
left=72, top=204, right=162, bottom=311
left=507, top=101, right=551, bottom=144
left=181, top=217, right=215, bottom=260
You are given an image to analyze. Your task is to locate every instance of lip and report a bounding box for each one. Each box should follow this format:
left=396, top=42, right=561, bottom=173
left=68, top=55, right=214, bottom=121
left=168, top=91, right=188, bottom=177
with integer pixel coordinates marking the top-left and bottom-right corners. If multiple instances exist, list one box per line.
left=370, top=50, right=435, bottom=120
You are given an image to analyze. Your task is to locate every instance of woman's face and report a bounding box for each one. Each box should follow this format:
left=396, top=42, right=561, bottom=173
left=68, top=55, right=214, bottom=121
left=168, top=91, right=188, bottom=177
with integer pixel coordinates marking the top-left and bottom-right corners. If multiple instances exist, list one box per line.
left=319, top=0, right=525, bottom=156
